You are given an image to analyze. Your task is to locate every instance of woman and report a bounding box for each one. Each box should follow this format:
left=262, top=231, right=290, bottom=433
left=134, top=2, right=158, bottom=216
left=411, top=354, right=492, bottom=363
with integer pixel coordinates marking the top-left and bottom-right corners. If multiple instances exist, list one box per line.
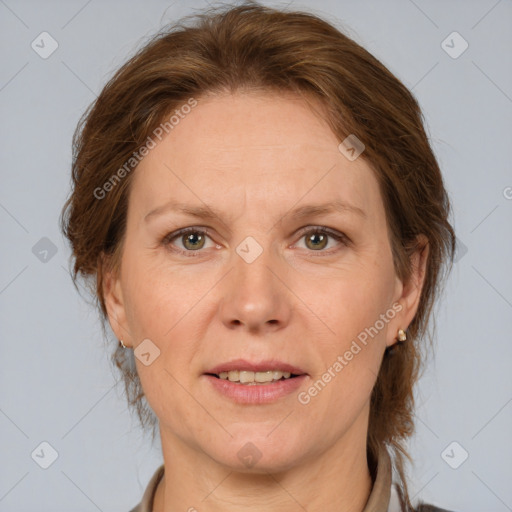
left=60, top=2, right=457, bottom=511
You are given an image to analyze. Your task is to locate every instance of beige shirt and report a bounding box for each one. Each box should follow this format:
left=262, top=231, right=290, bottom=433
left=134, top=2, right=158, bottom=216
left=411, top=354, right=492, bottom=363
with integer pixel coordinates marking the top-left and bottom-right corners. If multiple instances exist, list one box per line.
left=129, top=445, right=403, bottom=512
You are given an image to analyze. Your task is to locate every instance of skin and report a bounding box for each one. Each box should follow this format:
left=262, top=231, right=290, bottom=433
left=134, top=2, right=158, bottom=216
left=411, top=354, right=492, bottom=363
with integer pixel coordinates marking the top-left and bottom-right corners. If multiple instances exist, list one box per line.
left=103, top=91, right=428, bottom=512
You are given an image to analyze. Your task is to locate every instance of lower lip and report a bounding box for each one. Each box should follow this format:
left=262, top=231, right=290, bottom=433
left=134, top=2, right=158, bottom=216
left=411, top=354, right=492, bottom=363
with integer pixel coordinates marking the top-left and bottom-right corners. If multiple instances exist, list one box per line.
left=203, top=374, right=308, bottom=404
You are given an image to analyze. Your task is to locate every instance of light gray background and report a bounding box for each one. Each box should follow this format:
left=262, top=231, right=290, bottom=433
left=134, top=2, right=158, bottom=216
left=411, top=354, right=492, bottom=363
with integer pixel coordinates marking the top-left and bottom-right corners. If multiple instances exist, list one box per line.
left=1, top=0, right=511, bottom=511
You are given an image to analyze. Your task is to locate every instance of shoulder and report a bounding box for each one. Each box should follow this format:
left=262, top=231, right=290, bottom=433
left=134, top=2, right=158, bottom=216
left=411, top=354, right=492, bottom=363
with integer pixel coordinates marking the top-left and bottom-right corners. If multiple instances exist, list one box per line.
left=392, top=482, right=459, bottom=512
left=128, top=464, right=165, bottom=512
left=415, top=503, right=460, bottom=512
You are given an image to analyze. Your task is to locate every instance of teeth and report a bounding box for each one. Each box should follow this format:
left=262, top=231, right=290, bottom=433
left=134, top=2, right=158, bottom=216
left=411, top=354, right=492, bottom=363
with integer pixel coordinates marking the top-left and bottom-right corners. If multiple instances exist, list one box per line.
left=255, top=371, right=273, bottom=383
left=217, top=370, right=292, bottom=384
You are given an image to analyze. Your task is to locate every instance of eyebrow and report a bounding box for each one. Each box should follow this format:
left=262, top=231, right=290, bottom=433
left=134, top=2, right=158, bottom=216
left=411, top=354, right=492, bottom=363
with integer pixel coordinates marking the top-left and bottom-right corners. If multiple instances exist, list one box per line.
left=144, top=199, right=366, bottom=223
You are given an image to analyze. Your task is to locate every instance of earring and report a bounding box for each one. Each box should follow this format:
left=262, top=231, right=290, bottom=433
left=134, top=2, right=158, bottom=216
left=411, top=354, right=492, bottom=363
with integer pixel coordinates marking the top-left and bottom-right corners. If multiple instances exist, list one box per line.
left=385, top=328, right=407, bottom=356
left=119, top=339, right=127, bottom=348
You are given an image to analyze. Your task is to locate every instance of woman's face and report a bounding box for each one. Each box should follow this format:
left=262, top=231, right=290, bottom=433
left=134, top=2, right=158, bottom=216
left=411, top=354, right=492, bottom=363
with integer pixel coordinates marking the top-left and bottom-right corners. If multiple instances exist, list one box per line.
left=105, top=91, right=424, bottom=472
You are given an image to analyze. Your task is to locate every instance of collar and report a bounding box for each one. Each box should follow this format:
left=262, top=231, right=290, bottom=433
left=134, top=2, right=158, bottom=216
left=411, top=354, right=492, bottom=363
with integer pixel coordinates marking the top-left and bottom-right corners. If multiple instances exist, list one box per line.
left=132, top=445, right=401, bottom=512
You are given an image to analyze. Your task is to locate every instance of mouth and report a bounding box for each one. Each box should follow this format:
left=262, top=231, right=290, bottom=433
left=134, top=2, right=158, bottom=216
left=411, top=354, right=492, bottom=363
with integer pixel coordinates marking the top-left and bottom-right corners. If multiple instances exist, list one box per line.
left=205, top=359, right=307, bottom=384
left=206, top=369, right=302, bottom=385
left=203, top=359, right=308, bottom=402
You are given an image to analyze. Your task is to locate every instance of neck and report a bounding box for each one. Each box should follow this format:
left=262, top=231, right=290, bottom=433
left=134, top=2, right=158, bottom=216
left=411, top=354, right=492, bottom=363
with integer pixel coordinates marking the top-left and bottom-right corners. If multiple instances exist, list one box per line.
left=153, top=423, right=374, bottom=512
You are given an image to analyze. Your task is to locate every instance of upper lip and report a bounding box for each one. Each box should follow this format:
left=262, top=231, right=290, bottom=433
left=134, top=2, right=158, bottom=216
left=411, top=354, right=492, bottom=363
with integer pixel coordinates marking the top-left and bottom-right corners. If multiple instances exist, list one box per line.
left=205, top=359, right=307, bottom=375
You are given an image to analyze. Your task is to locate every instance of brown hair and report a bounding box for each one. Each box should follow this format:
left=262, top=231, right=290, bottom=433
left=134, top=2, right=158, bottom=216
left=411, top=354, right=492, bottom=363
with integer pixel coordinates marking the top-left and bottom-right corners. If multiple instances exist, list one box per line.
left=60, top=2, right=455, bottom=507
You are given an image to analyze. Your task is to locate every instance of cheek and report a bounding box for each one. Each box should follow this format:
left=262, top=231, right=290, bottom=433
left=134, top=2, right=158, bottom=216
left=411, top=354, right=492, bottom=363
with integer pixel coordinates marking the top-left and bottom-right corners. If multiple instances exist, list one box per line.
left=299, top=255, right=394, bottom=403
left=121, top=249, right=192, bottom=339
left=301, top=253, right=394, bottom=345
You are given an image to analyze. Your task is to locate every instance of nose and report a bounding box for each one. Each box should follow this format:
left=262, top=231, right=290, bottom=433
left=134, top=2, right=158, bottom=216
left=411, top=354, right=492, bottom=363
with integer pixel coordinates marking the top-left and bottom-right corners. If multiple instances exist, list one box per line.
left=218, top=242, right=292, bottom=334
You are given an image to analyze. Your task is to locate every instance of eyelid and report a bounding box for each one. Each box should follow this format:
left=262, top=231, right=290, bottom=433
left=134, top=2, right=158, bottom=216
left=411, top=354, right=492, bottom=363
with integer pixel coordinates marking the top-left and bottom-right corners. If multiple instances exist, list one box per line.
left=161, top=226, right=216, bottom=254
left=162, top=225, right=350, bottom=255
left=294, top=226, right=351, bottom=247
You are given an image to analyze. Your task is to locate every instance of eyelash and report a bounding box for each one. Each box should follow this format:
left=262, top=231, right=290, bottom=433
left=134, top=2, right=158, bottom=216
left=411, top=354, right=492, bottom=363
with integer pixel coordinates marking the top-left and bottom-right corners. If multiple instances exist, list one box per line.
left=161, top=226, right=350, bottom=257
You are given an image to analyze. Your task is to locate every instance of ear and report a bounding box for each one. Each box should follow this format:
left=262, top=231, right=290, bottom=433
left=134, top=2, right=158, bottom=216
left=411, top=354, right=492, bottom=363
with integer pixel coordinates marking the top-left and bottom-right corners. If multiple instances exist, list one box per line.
left=101, top=253, right=131, bottom=347
left=387, top=235, right=429, bottom=348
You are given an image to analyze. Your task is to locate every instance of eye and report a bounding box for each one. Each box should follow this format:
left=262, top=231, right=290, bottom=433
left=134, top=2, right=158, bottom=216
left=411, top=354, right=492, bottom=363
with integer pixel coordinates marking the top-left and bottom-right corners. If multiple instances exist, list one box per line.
left=294, top=227, right=349, bottom=253
left=162, top=225, right=349, bottom=257
left=162, top=227, right=215, bottom=256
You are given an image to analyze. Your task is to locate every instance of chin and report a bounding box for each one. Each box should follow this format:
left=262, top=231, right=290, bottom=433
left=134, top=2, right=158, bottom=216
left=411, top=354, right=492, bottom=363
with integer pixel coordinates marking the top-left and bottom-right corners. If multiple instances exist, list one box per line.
left=208, top=430, right=311, bottom=474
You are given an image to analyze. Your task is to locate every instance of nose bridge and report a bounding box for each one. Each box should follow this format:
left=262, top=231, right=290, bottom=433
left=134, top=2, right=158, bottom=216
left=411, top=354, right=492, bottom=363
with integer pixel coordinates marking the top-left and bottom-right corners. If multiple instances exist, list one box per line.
left=235, top=236, right=274, bottom=290
left=219, top=233, right=290, bottom=331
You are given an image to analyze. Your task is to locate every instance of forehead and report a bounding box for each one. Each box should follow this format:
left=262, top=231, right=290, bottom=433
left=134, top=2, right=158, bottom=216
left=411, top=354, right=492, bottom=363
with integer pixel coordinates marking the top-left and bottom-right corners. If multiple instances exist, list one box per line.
left=130, top=91, right=383, bottom=223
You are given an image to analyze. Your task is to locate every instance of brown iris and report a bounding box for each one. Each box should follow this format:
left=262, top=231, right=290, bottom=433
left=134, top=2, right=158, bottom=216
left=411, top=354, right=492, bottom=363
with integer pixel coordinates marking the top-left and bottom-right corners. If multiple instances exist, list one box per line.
left=305, top=232, right=328, bottom=250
